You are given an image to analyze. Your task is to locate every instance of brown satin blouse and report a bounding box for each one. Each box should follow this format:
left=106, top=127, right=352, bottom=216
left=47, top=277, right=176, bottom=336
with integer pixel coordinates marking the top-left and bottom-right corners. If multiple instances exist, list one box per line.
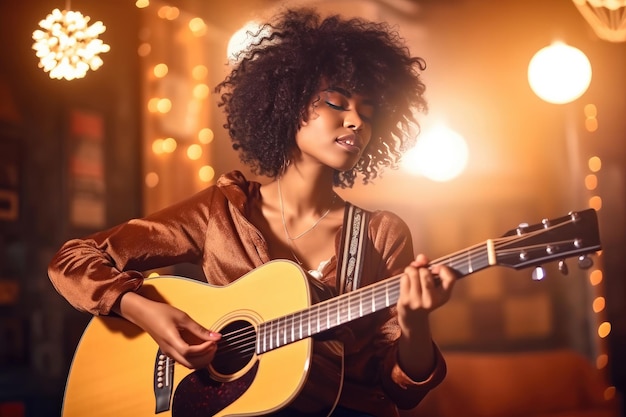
left=48, top=170, right=446, bottom=417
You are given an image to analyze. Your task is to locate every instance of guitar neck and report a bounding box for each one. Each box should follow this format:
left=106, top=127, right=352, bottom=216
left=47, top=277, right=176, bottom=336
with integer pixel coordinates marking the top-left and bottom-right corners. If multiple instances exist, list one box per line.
left=256, top=209, right=602, bottom=354
left=256, top=241, right=494, bottom=354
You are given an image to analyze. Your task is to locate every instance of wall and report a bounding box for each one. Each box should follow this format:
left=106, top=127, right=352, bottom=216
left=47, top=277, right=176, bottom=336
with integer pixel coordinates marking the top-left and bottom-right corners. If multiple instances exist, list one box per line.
left=0, top=0, right=142, bottom=414
left=0, top=0, right=625, bottom=415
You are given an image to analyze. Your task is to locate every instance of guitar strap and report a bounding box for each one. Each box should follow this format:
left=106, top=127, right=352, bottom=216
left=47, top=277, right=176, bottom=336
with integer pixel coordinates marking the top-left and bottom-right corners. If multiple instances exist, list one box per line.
left=336, top=202, right=371, bottom=295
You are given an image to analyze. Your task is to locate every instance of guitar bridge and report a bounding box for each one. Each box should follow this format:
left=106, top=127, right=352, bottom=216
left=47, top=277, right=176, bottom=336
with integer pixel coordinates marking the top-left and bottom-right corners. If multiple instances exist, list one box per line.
left=153, top=349, right=174, bottom=413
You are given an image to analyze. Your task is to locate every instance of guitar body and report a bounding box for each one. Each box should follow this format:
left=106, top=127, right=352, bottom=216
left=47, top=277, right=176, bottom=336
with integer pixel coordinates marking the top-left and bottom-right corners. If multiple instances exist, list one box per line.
left=62, top=260, right=341, bottom=417
left=61, top=209, right=602, bottom=417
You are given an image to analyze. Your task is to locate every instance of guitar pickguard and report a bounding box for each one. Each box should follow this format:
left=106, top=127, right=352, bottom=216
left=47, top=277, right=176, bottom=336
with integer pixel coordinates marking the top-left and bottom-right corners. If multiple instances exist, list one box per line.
left=172, top=362, right=258, bottom=417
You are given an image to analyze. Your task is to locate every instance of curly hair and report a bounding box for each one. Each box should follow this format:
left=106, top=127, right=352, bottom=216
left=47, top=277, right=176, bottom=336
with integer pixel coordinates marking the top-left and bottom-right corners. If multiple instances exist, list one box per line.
left=215, top=8, right=427, bottom=188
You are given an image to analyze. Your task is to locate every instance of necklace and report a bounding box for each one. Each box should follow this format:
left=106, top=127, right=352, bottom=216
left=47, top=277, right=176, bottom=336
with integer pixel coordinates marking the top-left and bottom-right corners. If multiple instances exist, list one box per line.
left=277, top=177, right=335, bottom=267
left=277, top=177, right=334, bottom=241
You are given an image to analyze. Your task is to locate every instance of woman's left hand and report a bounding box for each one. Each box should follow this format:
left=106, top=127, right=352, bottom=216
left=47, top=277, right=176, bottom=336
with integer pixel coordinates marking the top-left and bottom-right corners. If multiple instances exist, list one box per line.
left=397, top=253, right=457, bottom=333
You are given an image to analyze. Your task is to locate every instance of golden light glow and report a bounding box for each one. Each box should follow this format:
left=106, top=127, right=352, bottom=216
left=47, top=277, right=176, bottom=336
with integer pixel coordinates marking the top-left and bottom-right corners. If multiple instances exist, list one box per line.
left=584, top=103, right=597, bottom=117
left=156, top=98, right=172, bottom=113
left=528, top=42, right=592, bottom=104
left=588, top=156, right=602, bottom=172
left=153, top=137, right=177, bottom=154
left=138, top=42, right=151, bottom=57
left=585, top=118, right=599, bottom=132
left=593, top=296, right=606, bottom=313
left=162, top=138, right=177, bottom=153
left=193, top=84, right=210, bottom=100
left=187, top=144, right=202, bottom=160
left=158, top=6, right=179, bottom=20
left=198, top=128, right=214, bottom=144
left=403, top=123, right=469, bottom=182
left=589, top=195, right=602, bottom=210
left=145, top=172, right=159, bottom=188
left=152, top=138, right=165, bottom=155
left=585, top=174, right=598, bottom=190
left=192, top=65, right=208, bottom=80
left=590, top=269, right=603, bottom=286
left=199, top=165, right=215, bottom=182
left=596, top=353, right=609, bottom=369
left=32, top=8, right=110, bottom=80
left=189, top=17, right=207, bottom=36
left=604, top=386, right=616, bottom=401
left=135, top=0, right=149, bottom=8
left=598, top=321, right=611, bottom=338
left=153, top=63, right=168, bottom=78
left=148, top=97, right=160, bottom=112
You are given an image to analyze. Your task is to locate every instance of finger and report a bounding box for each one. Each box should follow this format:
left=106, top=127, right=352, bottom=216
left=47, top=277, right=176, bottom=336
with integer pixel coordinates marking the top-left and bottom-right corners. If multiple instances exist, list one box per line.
left=165, top=338, right=219, bottom=369
left=186, top=340, right=219, bottom=357
left=431, top=265, right=457, bottom=292
left=399, top=270, right=413, bottom=303
left=171, top=311, right=221, bottom=343
left=410, top=253, right=430, bottom=268
left=418, top=267, right=438, bottom=301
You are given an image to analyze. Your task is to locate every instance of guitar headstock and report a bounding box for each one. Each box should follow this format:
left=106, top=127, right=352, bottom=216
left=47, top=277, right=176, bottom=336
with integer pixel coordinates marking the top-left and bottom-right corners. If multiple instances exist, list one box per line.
left=495, top=209, right=601, bottom=273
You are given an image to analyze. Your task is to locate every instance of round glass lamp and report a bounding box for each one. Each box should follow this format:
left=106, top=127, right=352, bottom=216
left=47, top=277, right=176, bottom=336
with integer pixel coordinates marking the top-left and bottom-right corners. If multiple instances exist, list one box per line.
left=528, top=42, right=592, bottom=104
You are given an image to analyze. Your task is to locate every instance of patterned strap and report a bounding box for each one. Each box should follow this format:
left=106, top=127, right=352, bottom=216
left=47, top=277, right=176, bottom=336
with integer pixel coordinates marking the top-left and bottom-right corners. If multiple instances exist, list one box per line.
left=336, top=203, right=370, bottom=295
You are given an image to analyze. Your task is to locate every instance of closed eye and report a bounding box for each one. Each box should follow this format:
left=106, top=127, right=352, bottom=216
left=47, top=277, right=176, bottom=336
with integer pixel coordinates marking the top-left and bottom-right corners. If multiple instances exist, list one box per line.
left=325, top=101, right=373, bottom=122
left=325, top=101, right=345, bottom=111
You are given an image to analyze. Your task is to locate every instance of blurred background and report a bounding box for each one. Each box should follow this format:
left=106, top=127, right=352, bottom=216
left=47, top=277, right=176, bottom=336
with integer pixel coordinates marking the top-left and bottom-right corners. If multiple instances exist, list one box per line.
left=0, top=0, right=624, bottom=416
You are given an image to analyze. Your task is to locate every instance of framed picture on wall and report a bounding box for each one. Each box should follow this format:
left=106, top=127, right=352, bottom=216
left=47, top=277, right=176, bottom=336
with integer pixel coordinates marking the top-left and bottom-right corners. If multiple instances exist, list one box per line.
left=66, top=109, right=106, bottom=230
left=0, top=135, right=19, bottom=222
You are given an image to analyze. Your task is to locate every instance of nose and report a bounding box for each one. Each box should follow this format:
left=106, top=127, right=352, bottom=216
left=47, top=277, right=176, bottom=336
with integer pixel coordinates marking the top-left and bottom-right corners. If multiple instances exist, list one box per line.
left=343, top=109, right=363, bottom=131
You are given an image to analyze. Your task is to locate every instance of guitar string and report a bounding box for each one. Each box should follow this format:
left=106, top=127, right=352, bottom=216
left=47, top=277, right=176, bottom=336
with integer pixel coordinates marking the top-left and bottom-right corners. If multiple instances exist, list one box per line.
left=250, top=227, right=580, bottom=350
left=213, top=217, right=584, bottom=358
left=215, top=243, right=545, bottom=358
left=216, top=253, right=550, bottom=359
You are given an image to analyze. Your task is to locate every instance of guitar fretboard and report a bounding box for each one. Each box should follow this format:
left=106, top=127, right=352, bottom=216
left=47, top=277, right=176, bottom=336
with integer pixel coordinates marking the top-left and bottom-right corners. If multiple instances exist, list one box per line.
left=256, top=241, right=494, bottom=354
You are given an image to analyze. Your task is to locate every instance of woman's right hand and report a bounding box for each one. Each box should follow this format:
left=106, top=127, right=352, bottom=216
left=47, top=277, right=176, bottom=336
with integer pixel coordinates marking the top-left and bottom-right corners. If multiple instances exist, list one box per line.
left=114, top=291, right=221, bottom=369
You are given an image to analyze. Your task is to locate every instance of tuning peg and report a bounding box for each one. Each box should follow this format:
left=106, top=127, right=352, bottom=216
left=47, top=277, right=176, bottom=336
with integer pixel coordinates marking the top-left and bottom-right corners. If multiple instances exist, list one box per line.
left=578, top=255, right=594, bottom=270
left=558, top=260, right=569, bottom=275
left=532, top=266, right=546, bottom=281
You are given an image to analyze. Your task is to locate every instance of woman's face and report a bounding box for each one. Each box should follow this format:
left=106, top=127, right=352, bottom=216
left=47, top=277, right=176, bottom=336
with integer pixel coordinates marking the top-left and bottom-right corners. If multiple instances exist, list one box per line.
left=294, top=85, right=375, bottom=172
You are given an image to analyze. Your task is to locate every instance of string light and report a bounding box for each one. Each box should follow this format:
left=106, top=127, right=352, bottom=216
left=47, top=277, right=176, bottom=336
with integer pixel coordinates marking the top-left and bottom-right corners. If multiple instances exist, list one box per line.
left=32, top=8, right=110, bottom=80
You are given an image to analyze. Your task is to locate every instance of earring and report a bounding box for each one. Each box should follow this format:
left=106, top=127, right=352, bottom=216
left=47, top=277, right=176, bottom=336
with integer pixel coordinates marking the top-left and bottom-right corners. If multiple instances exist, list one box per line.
left=281, top=156, right=291, bottom=174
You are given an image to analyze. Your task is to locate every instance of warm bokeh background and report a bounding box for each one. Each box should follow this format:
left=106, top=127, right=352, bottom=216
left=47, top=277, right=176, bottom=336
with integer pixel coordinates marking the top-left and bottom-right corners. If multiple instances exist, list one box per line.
left=0, top=0, right=624, bottom=415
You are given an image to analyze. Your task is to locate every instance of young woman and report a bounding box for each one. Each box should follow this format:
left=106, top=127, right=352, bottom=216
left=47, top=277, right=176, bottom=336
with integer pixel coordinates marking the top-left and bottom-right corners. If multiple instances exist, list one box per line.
left=49, top=8, right=456, bottom=417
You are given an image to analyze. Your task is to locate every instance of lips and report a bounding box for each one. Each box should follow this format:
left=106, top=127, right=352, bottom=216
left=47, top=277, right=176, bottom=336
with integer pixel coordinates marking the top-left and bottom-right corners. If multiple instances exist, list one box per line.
left=336, top=133, right=362, bottom=154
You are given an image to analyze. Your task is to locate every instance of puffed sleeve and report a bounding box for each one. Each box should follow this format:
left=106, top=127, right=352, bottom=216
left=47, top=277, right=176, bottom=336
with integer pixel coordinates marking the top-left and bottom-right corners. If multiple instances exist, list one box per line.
left=47, top=185, right=217, bottom=315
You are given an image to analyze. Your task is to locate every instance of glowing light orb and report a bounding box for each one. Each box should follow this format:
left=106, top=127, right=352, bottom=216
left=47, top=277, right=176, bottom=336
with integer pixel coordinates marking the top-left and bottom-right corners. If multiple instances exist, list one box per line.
left=403, top=124, right=469, bottom=182
left=528, top=42, right=592, bottom=104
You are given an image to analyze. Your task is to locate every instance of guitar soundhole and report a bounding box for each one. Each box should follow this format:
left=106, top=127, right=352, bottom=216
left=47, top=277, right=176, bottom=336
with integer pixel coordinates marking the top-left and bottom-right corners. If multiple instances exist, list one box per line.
left=211, top=319, right=256, bottom=376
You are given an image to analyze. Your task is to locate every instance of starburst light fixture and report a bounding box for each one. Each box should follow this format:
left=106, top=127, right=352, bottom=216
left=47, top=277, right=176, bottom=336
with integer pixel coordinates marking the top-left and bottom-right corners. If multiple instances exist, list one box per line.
left=32, top=8, right=111, bottom=80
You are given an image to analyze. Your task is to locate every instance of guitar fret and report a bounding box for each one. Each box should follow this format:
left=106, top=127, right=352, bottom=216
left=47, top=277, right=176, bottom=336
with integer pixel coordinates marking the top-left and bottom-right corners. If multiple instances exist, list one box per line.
left=382, top=286, right=388, bottom=308
left=359, top=291, right=363, bottom=317
left=255, top=209, right=600, bottom=354
left=325, top=302, right=330, bottom=330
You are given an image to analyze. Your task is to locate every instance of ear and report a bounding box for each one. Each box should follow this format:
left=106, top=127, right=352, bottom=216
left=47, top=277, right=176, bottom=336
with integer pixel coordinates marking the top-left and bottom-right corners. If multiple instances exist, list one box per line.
left=300, top=108, right=310, bottom=126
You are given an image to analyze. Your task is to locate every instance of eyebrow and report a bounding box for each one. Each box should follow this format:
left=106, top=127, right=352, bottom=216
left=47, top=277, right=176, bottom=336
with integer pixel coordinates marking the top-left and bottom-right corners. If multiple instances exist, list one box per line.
left=325, top=86, right=376, bottom=107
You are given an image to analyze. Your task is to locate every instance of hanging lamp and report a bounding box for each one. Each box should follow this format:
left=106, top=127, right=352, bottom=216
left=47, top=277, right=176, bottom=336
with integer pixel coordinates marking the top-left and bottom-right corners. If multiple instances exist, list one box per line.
left=32, top=4, right=110, bottom=80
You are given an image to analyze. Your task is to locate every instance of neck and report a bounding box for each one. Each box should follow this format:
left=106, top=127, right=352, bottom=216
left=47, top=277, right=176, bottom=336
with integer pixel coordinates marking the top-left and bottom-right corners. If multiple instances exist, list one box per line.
left=277, top=168, right=336, bottom=215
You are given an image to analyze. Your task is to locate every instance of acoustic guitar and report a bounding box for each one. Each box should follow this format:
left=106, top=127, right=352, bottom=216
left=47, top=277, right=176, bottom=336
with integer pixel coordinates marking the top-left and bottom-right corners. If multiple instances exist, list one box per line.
left=61, top=209, right=601, bottom=417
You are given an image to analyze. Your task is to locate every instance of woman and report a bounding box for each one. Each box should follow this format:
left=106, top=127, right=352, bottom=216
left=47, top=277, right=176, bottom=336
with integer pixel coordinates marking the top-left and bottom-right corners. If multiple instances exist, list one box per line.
left=49, top=8, right=456, bottom=417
